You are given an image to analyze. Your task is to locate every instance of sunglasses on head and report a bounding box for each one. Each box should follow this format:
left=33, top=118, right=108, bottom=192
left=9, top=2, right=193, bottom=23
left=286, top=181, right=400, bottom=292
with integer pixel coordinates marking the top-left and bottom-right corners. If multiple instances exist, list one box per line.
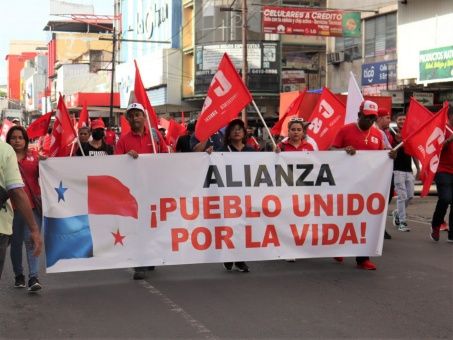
left=290, top=117, right=305, bottom=122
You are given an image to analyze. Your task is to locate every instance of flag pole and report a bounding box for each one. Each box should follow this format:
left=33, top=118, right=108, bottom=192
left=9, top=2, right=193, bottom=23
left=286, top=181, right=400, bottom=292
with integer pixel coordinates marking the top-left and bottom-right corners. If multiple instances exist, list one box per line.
left=251, top=100, right=277, bottom=149
left=144, top=109, right=157, bottom=154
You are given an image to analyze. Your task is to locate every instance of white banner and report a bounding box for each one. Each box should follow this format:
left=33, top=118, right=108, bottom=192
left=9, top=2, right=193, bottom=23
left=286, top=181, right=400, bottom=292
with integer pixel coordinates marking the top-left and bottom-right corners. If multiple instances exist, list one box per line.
left=40, top=152, right=392, bottom=273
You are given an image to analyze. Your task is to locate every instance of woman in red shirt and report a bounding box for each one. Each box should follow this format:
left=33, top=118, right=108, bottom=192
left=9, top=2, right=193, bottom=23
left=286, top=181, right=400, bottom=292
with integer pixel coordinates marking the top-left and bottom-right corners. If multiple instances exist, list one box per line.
left=6, top=126, right=43, bottom=292
left=276, top=117, right=313, bottom=152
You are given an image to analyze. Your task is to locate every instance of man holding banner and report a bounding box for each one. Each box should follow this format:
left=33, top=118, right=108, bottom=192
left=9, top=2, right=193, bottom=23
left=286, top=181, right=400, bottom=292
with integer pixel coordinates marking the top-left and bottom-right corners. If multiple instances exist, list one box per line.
left=331, top=100, right=396, bottom=270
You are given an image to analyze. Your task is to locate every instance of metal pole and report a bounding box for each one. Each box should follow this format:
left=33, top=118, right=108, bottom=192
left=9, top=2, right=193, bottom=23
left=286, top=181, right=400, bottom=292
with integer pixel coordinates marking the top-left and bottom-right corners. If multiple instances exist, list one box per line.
left=241, top=0, right=248, bottom=126
left=109, top=27, right=116, bottom=128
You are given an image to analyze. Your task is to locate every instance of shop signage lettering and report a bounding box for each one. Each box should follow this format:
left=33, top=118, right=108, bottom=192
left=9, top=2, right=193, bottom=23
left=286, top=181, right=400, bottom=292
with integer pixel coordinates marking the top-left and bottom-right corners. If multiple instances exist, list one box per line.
left=419, top=45, right=453, bottom=83
left=136, top=2, right=169, bottom=40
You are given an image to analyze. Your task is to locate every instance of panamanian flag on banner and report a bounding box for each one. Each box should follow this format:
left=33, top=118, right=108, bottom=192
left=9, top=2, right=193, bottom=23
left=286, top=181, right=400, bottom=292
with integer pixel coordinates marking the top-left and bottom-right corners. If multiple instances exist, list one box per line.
left=41, top=162, right=143, bottom=273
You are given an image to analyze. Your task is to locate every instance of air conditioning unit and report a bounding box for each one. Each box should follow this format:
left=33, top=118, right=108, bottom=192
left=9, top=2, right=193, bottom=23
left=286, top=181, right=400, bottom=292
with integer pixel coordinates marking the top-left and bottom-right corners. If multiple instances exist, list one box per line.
left=328, top=51, right=345, bottom=65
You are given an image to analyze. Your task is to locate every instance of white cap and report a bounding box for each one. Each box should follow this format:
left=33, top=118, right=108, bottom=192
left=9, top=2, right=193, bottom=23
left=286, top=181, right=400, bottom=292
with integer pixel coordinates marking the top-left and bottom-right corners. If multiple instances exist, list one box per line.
left=126, top=102, right=145, bottom=113
left=360, top=100, right=379, bottom=116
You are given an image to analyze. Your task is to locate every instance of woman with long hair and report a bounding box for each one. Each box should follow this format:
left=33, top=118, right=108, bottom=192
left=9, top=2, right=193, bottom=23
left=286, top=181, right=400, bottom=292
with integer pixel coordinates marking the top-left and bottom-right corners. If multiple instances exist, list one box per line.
left=220, top=119, right=254, bottom=272
left=276, top=117, right=313, bottom=152
left=6, top=126, right=43, bottom=292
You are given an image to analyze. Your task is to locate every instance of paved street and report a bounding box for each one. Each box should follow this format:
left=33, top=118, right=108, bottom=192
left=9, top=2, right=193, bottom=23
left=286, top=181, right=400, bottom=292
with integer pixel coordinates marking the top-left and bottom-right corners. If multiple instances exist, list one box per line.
left=0, top=196, right=451, bottom=339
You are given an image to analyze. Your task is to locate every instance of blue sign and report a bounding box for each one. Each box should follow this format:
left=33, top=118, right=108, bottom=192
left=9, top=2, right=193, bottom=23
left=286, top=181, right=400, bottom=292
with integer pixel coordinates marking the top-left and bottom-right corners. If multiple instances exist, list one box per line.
left=361, top=60, right=397, bottom=86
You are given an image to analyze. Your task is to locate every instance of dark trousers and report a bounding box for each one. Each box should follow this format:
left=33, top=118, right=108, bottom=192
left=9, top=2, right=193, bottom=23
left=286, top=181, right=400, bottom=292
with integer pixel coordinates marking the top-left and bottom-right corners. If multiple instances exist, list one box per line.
left=0, top=234, right=11, bottom=280
left=432, top=172, right=453, bottom=239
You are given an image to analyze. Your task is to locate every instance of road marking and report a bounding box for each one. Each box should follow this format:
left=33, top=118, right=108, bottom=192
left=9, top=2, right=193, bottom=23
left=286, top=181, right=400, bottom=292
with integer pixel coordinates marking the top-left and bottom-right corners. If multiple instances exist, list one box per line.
left=139, top=280, right=218, bottom=340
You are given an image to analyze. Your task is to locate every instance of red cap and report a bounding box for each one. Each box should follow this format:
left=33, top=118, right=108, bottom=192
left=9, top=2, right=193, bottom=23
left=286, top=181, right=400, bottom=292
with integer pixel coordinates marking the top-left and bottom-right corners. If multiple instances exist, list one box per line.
left=378, top=107, right=390, bottom=117
left=91, top=118, right=105, bottom=130
left=360, top=100, right=379, bottom=116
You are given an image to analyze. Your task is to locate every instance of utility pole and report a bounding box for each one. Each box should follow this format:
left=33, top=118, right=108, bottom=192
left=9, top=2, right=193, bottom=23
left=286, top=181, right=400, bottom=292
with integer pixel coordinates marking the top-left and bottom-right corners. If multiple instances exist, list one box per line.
left=109, top=26, right=116, bottom=128
left=241, top=0, right=248, bottom=126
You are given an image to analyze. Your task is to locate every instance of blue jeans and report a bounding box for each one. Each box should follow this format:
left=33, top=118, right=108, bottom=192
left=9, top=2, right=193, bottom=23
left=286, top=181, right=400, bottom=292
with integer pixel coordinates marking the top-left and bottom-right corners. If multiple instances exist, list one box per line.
left=10, top=209, right=41, bottom=278
left=0, top=234, right=11, bottom=280
left=432, top=172, right=453, bottom=239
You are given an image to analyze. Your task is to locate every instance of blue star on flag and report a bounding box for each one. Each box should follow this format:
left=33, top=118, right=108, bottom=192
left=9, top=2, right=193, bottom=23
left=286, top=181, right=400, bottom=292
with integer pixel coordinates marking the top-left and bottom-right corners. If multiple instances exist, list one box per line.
left=55, top=181, right=68, bottom=202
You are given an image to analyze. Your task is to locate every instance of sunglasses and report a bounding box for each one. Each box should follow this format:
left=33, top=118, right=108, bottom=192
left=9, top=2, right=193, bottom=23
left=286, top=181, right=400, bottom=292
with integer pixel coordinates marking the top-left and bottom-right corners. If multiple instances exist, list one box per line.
left=290, top=117, right=305, bottom=122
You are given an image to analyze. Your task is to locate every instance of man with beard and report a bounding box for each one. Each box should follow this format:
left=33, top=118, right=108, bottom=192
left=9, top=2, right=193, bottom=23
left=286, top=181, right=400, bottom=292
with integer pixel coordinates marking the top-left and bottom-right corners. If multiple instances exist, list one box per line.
left=76, top=118, right=113, bottom=156
left=331, top=100, right=396, bottom=270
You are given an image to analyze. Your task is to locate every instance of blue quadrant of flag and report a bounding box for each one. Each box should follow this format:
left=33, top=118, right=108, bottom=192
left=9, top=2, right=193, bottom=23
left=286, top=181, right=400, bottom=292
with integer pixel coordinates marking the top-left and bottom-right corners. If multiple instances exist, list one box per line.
left=44, top=215, right=93, bottom=267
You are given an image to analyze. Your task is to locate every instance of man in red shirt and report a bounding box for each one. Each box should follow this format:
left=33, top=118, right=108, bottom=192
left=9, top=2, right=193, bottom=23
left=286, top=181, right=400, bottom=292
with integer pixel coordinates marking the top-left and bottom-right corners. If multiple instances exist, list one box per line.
left=331, top=100, right=396, bottom=270
left=431, top=106, right=453, bottom=243
left=115, top=102, right=161, bottom=279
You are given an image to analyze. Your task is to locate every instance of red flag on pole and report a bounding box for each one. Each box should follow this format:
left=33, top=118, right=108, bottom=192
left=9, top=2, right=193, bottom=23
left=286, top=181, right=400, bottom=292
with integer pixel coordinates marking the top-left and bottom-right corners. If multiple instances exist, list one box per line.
left=401, top=98, right=434, bottom=140
left=78, top=102, right=90, bottom=129
left=195, top=53, right=252, bottom=141
left=49, top=94, right=77, bottom=157
left=27, top=112, right=52, bottom=139
left=271, top=90, right=305, bottom=136
left=133, top=60, right=168, bottom=152
left=306, top=87, right=346, bottom=150
left=120, top=115, right=130, bottom=138
left=166, top=119, right=187, bottom=148
left=0, top=118, right=14, bottom=142
left=402, top=105, right=448, bottom=197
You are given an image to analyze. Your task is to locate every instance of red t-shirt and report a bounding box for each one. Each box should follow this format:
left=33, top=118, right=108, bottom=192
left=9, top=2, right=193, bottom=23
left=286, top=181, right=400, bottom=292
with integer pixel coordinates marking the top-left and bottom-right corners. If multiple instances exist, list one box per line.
left=278, top=140, right=314, bottom=152
left=437, top=125, right=453, bottom=174
left=332, top=123, right=384, bottom=151
left=115, top=129, right=160, bottom=155
left=18, top=150, right=41, bottom=208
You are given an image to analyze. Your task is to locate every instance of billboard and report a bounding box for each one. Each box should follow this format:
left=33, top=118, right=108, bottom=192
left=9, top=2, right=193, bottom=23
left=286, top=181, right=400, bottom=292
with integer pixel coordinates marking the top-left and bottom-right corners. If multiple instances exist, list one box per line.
left=361, top=60, right=397, bottom=86
left=194, top=42, right=280, bottom=94
left=419, top=45, right=453, bottom=84
left=262, top=7, right=360, bottom=37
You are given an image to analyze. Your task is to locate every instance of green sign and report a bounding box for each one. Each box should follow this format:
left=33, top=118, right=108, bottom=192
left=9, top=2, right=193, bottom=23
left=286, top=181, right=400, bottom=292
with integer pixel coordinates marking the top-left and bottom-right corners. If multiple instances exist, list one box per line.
left=342, top=12, right=361, bottom=37
left=419, top=45, right=453, bottom=83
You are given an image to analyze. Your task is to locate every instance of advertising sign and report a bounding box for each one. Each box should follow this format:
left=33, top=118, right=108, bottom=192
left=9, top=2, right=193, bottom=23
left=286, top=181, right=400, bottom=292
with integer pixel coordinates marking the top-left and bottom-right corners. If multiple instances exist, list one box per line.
left=194, top=42, right=279, bottom=94
left=419, top=45, right=453, bottom=84
left=262, top=7, right=360, bottom=37
left=361, top=60, right=397, bottom=86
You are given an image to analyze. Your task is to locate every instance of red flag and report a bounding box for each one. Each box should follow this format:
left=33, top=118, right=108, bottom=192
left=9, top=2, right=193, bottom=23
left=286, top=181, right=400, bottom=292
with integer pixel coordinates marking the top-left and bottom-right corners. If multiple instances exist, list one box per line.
left=0, top=118, right=14, bottom=142
left=166, top=119, right=187, bottom=147
left=271, top=91, right=305, bottom=135
left=195, top=53, right=252, bottom=141
left=78, top=102, right=90, bottom=129
left=49, top=94, right=77, bottom=157
left=159, top=117, right=170, bottom=130
left=27, top=112, right=52, bottom=139
left=306, top=87, right=346, bottom=150
left=120, top=115, right=130, bottom=137
left=403, top=106, right=448, bottom=197
left=401, top=98, right=434, bottom=140
left=134, top=60, right=169, bottom=152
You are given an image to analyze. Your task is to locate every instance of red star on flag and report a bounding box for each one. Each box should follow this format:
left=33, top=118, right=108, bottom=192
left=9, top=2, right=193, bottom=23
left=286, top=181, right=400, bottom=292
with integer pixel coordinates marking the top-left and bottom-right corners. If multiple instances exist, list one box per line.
left=111, top=229, right=126, bottom=246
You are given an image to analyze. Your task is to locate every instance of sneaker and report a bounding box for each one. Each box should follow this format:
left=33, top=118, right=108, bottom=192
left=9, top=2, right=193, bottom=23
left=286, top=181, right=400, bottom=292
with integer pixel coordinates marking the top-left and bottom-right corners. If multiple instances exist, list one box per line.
left=440, top=221, right=449, bottom=231
left=333, top=257, right=344, bottom=262
left=234, top=262, right=249, bottom=272
left=392, top=210, right=400, bottom=227
left=14, top=274, right=26, bottom=288
left=430, top=226, right=440, bottom=242
left=384, top=231, right=392, bottom=239
left=223, top=262, right=233, bottom=271
left=133, top=270, right=146, bottom=280
left=28, top=277, right=42, bottom=292
left=447, top=238, right=453, bottom=243
left=398, top=222, right=411, bottom=232
left=357, top=260, right=377, bottom=270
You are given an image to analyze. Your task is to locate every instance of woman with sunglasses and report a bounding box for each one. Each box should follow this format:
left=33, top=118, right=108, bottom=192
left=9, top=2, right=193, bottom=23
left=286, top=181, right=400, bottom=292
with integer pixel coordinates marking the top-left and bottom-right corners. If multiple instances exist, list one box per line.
left=276, top=117, right=314, bottom=152
left=219, top=118, right=254, bottom=272
left=6, top=126, right=44, bottom=291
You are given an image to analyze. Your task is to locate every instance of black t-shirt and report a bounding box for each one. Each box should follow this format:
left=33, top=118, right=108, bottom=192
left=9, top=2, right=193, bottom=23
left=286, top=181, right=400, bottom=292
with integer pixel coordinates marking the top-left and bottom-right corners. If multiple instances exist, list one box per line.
left=76, top=142, right=114, bottom=156
left=393, top=146, right=413, bottom=172
left=220, top=144, right=255, bottom=152
left=176, top=135, right=192, bottom=153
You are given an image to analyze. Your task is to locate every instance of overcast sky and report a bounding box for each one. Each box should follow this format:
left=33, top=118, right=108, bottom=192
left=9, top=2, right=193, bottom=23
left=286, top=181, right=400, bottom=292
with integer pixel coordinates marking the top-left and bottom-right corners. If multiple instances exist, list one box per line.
left=0, top=0, right=114, bottom=84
